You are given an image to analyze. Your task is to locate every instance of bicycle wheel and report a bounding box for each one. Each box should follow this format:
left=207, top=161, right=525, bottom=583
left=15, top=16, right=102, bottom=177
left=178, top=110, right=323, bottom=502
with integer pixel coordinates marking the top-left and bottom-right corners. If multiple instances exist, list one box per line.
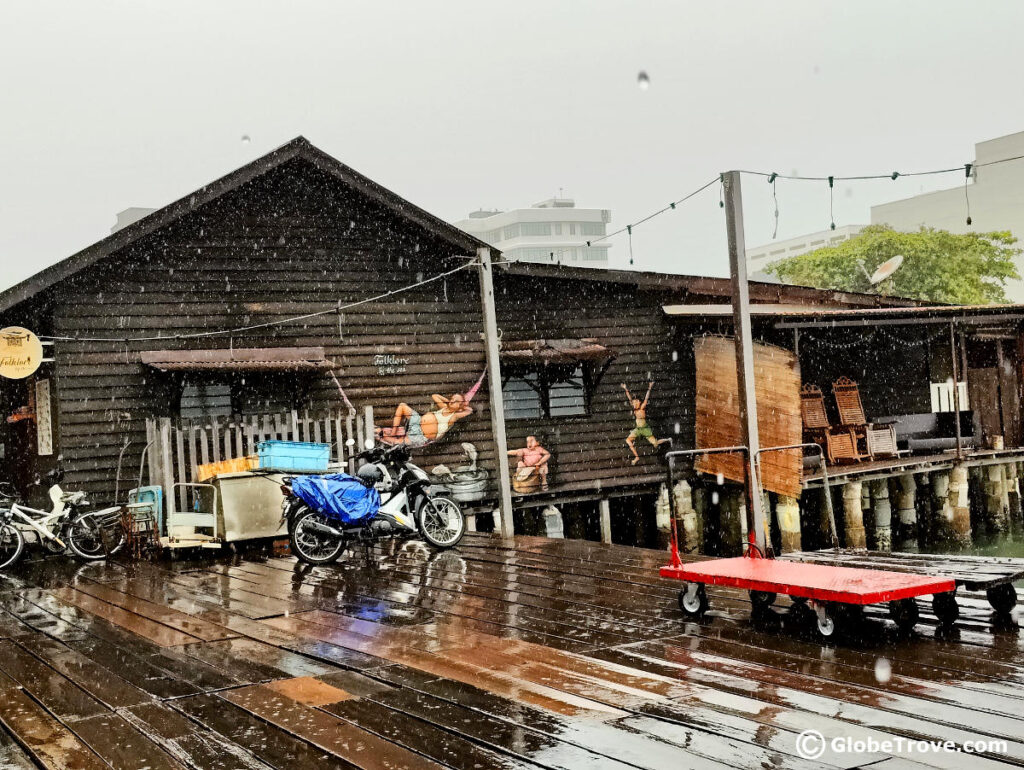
left=66, top=513, right=113, bottom=561
left=0, top=523, right=25, bottom=569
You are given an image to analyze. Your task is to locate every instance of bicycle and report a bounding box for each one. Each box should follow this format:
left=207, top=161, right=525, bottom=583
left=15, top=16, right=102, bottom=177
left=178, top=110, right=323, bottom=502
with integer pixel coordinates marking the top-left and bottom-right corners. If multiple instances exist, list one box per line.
left=0, top=486, right=24, bottom=569
left=0, top=470, right=125, bottom=563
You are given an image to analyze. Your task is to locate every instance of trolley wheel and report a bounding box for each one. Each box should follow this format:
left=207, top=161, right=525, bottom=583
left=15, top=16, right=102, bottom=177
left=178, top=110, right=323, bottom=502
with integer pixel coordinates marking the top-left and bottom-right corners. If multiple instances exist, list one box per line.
left=812, top=602, right=837, bottom=639
left=678, top=583, right=709, bottom=617
left=749, top=590, right=777, bottom=609
left=932, top=592, right=959, bottom=625
left=888, top=598, right=920, bottom=633
left=987, top=583, right=1018, bottom=615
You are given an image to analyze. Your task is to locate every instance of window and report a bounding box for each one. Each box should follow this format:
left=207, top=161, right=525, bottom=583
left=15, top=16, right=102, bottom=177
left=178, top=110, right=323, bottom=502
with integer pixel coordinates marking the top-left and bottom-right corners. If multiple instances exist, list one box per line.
left=549, top=366, right=586, bottom=415
left=553, top=223, right=562, bottom=235
left=180, top=382, right=233, bottom=419
left=580, top=222, right=605, bottom=236
left=502, top=364, right=588, bottom=419
left=503, top=373, right=543, bottom=419
left=569, top=223, right=576, bottom=235
left=519, top=222, right=552, bottom=236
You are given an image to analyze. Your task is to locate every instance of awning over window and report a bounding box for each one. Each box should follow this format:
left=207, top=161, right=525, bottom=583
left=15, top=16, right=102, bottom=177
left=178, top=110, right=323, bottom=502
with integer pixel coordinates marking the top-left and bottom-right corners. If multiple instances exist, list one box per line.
left=140, top=347, right=337, bottom=372
left=500, top=338, right=613, bottom=365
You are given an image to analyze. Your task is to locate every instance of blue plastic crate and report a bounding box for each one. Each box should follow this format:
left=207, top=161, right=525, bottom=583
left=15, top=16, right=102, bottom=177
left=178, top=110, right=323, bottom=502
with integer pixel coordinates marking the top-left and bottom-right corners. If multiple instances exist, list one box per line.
left=258, top=440, right=331, bottom=472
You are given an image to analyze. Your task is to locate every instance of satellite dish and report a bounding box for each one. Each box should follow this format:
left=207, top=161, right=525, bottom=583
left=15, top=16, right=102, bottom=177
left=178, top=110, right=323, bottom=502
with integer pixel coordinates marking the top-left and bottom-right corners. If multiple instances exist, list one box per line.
left=870, top=255, right=904, bottom=285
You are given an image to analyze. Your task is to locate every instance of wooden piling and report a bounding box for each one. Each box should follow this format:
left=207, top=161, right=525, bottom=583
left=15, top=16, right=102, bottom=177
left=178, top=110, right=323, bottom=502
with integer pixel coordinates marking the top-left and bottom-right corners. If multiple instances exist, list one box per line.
left=870, top=479, right=892, bottom=552
left=983, top=464, right=1010, bottom=534
left=541, top=505, right=564, bottom=539
left=896, top=473, right=917, bottom=549
left=775, top=494, right=801, bottom=553
left=720, top=486, right=744, bottom=555
left=843, top=481, right=866, bottom=549
left=1008, top=462, right=1023, bottom=529
left=949, top=464, right=972, bottom=547
left=671, top=481, right=701, bottom=554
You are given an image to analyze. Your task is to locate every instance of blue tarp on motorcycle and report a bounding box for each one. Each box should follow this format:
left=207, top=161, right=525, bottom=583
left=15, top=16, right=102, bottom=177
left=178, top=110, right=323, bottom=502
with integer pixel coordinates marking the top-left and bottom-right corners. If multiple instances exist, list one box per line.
left=290, top=473, right=381, bottom=525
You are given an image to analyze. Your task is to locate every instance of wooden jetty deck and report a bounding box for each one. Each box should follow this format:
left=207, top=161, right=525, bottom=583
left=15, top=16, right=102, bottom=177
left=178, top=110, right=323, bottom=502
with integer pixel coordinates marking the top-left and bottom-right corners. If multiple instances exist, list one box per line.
left=0, top=533, right=1022, bottom=769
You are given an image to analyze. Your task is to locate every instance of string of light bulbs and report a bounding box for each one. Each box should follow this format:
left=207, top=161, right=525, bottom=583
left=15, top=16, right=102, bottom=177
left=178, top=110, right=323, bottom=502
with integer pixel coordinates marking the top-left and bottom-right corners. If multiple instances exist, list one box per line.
left=41, top=261, right=478, bottom=344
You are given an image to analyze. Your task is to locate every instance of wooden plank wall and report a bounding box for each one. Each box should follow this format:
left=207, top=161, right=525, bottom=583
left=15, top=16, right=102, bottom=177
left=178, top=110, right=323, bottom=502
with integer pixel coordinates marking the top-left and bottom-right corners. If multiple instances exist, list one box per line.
left=493, top=274, right=694, bottom=494
left=46, top=158, right=493, bottom=503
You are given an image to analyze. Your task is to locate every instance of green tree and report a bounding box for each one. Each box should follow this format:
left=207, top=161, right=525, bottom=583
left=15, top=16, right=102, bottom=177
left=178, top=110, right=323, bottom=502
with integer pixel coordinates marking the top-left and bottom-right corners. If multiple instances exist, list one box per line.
left=766, top=225, right=1021, bottom=304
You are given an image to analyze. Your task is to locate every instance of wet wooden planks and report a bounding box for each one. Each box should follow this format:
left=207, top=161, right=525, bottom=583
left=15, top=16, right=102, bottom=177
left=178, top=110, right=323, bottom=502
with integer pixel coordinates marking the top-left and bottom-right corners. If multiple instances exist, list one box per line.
left=0, top=533, right=1020, bottom=768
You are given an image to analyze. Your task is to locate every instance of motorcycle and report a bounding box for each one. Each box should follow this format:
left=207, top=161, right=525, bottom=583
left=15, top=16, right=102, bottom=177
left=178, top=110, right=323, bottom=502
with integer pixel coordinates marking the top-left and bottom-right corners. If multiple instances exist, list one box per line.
left=280, top=444, right=466, bottom=565
left=0, top=469, right=124, bottom=568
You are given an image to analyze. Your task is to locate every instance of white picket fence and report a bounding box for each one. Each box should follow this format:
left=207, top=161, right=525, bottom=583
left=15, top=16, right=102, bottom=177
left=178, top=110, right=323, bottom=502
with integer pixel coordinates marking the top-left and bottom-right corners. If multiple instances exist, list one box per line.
left=145, top=407, right=375, bottom=514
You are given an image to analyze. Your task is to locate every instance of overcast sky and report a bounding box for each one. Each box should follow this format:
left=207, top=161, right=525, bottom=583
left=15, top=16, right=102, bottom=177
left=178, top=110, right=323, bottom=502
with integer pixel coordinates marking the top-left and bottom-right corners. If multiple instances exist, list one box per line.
left=3, top=1, right=1024, bottom=291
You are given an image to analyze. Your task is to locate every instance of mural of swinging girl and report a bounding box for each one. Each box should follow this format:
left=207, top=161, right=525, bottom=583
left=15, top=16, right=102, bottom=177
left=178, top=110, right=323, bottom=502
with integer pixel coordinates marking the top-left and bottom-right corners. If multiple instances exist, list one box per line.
left=376, top=370, right=486, bottom=448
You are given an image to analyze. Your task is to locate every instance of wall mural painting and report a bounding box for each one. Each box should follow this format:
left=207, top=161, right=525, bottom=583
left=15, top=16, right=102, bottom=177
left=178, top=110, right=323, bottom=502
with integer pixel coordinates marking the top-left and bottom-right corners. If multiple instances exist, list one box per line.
left=376, top=370, right=486, bottom=448
left=622, top=381, right=670, bottom=465
left=509, top=435, right=551, bottom=493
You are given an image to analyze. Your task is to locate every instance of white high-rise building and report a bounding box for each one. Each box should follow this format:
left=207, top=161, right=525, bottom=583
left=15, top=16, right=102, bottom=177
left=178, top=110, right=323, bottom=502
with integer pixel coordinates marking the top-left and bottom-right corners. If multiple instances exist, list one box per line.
left=455, top=198, right=611, bottom=266
left=746, top=225, right=866, bottom=280
left=872, top=130, right=1024, bottom=301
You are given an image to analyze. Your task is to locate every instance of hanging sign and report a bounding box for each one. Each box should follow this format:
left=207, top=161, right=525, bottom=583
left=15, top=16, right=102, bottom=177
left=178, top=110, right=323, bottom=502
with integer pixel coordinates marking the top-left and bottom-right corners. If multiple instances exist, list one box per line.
left=0, top=327, right=43, bottom=379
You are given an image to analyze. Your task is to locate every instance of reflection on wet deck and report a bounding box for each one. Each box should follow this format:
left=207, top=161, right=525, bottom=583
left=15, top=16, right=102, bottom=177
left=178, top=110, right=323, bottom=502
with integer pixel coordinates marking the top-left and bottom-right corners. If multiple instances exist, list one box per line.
left=0, top=533, right=1021, bottom=769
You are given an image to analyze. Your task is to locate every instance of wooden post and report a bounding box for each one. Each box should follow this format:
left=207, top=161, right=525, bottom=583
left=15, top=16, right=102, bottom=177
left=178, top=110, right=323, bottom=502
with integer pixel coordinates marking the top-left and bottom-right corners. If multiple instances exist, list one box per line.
left=477, top=246, right=515, bottom=538
left=363, top=405, right=374, bottom=450
left=722, top=170, right=768, bottom=555
left=950, top=323, right=963, bottom=459
left=870, top=479, right=892, bottom=551
left=599, top=498, right=612, bottom=544
left=842, top=481, right=866, bottom=549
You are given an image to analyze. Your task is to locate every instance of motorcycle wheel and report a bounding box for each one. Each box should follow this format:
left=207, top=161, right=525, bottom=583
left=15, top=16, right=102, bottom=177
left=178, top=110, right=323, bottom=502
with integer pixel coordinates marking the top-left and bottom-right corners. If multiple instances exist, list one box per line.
left=290, top=508, right=347, bottom=565
left=0, top=524, right=25, bottom=570
left=418, top=496, right=465, bottom=549
left=67, top=513, right=122, bottom=561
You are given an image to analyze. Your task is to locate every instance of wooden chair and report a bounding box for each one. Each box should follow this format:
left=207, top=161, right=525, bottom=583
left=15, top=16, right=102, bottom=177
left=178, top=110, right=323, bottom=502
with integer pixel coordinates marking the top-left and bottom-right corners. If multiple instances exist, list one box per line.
left=832, top=376, right=897, bottom=460
left=801, top=383, right=864, bottom=463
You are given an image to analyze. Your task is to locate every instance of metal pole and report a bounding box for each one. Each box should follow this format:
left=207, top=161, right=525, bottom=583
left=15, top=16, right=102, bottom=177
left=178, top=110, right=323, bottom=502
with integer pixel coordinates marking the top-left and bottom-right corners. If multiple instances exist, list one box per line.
left=477, top=247, right=515, bottom=538
left=949, top=322, right=963, bottom=459
left=722, top=170, right=768, bottom=555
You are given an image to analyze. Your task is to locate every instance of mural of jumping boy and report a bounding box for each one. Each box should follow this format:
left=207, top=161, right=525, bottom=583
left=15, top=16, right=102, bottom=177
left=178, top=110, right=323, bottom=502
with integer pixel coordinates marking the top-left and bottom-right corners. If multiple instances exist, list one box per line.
left=621, top=381, right=670, bottom=465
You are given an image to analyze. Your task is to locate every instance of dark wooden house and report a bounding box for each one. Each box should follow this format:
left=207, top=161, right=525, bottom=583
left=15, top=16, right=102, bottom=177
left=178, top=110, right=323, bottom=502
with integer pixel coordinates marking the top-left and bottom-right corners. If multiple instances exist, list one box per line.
left=0, top=137, right=914, bottom=540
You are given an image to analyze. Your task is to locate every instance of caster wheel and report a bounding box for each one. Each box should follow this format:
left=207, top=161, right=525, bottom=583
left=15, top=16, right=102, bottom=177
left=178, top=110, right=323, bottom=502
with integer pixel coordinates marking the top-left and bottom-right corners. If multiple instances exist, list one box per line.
left=679, top=584, right=709, bottom=617
left=749, top=590, right=777, bottom=609
left=888, top=598, right=919, bottom=633
left=987, top=584, right=1018, bottom=616
left=814, top=603, right=837, bottom=639
left=932, top=592, right=959, bottom=625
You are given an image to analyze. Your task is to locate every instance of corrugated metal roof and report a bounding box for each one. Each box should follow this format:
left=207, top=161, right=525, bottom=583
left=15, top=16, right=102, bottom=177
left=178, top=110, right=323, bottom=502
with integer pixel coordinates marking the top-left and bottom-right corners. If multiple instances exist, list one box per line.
left=500, top=338, right=614, bottom=364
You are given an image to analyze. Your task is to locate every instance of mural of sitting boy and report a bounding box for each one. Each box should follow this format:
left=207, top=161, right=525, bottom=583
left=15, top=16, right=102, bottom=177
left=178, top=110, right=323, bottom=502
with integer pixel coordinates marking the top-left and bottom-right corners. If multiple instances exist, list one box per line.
left=622, top=381, right=671, bottom=465
left=508, top=435, right=551, bottom=492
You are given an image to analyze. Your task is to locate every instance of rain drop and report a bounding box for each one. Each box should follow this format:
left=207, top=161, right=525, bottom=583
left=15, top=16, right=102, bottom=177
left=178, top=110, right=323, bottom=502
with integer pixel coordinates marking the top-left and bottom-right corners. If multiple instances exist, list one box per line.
left=874, top=657, right=892, bottom=683
left=637, top=71, right=650, bottom=90
left=241, top=134, right=251, bottom=145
